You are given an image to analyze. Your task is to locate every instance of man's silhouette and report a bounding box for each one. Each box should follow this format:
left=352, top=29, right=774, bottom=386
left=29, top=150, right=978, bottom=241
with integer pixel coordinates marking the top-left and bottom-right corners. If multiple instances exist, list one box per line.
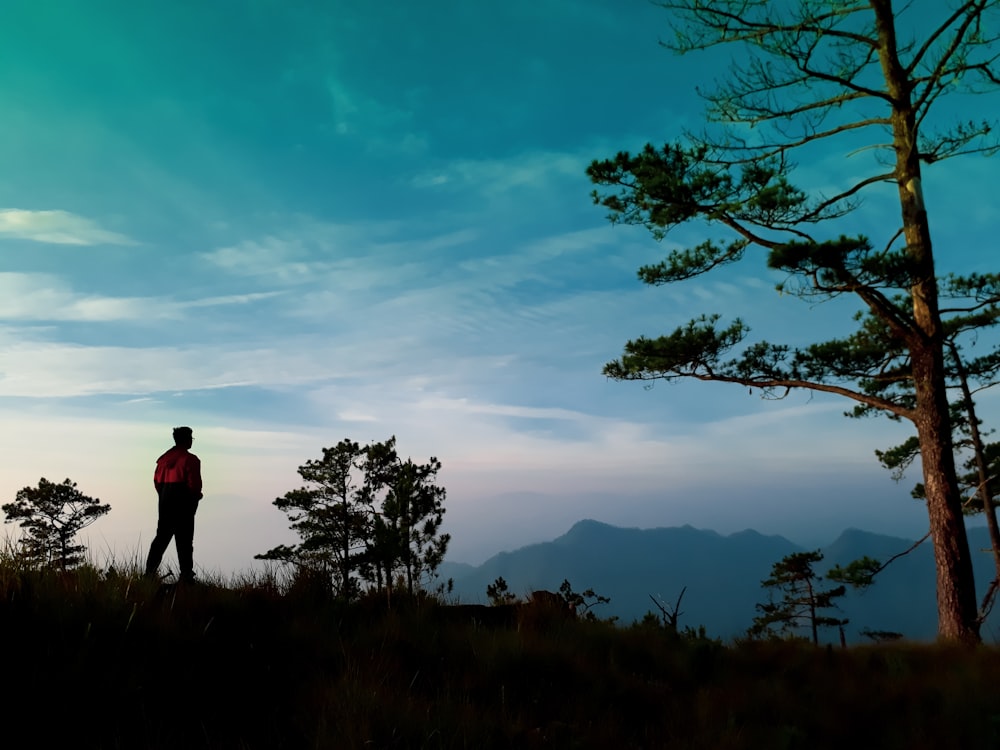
left=144, top=426, right=203, bottom=583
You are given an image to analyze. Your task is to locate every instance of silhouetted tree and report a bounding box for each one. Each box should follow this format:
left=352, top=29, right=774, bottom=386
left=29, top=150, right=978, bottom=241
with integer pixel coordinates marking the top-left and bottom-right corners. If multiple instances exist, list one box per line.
left=588, top=0, right=1000, bottom=644
left=360, top=437, right=450, bottom=597
left=257, top=436, right=449, bottom=599
left=750, top=551, right=847, bottom=645
left=558, top=579, right=612, bottom=622
left=487, top=576, right=518, bottom=606
left=255, top=439, right=369, bottom=599
left=648, top=587, right=687, bottom=634
left=2, top=477, right=110, bottom=570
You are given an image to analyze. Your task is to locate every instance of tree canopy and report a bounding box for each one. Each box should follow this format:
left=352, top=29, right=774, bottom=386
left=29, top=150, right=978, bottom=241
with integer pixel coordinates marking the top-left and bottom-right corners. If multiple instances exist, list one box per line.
left=256, top=436, right=450, bottom=600
left=750, top=551, right=848, bottom=645
left=2, top=477, right=111, bottom=570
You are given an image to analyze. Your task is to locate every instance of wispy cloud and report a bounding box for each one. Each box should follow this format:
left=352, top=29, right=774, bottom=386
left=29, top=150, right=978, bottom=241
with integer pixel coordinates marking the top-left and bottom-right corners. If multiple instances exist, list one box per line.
left=0, top=327, right=412, bottom=399
left=0, top=273, right=154, bottom=321
left=415, top=396, right=587, bottom=422
left=0, top=340, right=264, bottom=398
left=411, top=150, right=586, bottom=196
left=200, top=237, right=316, bottom=280
left=179, top=292, right=285, bottom=309
left=0, top=209, right=135, bottom=245
left=199, top=224, right=481, bottom=311
left=0, top=273, right=284, bottom=323
left=337, top=410, right=378, bottom=422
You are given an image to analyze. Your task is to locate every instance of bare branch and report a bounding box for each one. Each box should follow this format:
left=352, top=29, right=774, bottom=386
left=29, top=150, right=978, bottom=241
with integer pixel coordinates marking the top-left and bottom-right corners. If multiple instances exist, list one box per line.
left=656, top=1, right=876, bottom=52
left=708, top=81, right=875, bottom=125
left=910, top=0, right=992, bottom=109
left=866, top=531, right=933, bottom=579
left=939, top=298, right=1000, bottom=315
left=798, top=171, right=897, bottom=224
left=618, top=367, right=915, bottom=421
left=716, top=214, right=811, bottom=247
left=695, top=117, right=893, bottom=163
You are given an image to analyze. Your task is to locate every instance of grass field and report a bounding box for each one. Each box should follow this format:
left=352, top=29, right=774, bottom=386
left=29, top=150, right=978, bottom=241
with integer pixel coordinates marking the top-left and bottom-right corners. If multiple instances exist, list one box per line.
left=2, top=557, right=1000, bottom=749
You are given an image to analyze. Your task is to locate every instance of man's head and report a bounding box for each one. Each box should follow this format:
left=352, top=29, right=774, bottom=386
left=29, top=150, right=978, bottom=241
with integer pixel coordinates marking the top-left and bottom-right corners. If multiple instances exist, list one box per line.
left=173, top=426, right=194, bottom=447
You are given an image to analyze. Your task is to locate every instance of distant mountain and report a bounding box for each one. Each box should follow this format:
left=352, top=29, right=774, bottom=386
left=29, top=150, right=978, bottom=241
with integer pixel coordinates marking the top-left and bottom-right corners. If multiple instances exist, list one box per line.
left=442, top=519, right=800, bottom=640
left=439, top=520, right=1000, bottom=643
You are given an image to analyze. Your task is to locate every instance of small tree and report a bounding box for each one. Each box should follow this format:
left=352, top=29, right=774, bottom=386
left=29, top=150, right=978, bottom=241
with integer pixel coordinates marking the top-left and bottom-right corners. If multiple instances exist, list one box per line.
left=257, top=436, right=450, bottom=600
left=558, top=579, right=612, bottom=622
left=2, top=478, right=110, bottom=570
left=750, top=551, right=847, bottom=646
left=255, top=439, right=369, bottom=600
left=487, top=576, right=518, bottom=606
left=648, top=587, right=687, bottom=634
left=359, top=437, right=450, bottom=597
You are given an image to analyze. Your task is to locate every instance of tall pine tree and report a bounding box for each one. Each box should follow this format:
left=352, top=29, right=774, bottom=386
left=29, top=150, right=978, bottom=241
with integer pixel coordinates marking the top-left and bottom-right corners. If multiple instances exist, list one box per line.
left=589, top=0, right=1000, bottom=644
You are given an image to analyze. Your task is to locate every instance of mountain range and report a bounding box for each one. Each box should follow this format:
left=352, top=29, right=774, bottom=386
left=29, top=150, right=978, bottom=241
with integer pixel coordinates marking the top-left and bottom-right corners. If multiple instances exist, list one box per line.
left=438, top=520, right=1000, bottom=643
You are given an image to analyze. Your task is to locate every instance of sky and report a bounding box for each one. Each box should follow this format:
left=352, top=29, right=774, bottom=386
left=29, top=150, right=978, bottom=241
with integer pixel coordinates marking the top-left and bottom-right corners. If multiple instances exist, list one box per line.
left=1, top=0, right=998, bottom=576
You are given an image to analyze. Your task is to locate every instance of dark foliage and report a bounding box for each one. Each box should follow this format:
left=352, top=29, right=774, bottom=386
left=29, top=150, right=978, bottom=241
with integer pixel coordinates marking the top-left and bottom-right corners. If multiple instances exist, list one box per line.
left=2, top=477, right=110, bottom=569
left=5, top=565, right=1000, bottom=749
left=256, top=436, right=449, bottom=600
left=750, top=551, right=847, bottom=645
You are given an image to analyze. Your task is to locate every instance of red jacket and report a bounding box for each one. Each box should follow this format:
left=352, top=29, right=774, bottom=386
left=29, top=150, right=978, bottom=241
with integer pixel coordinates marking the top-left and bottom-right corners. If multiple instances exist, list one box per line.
left=154, top=446, right=203, bottom=499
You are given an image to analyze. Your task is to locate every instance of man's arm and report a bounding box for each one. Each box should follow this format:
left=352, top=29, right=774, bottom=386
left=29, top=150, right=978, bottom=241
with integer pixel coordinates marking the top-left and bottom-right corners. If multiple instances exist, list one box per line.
left=187, top=455, right=204, bottom=500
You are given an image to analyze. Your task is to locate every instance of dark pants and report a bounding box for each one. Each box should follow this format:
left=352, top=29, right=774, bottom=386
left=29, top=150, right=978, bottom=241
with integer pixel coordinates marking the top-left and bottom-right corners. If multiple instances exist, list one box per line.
left=145, top=485, right=199, bottom=581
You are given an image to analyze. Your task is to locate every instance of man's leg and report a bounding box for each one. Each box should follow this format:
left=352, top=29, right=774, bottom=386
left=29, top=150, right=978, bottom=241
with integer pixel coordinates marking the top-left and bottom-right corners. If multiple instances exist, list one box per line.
left=145, top=496, right=176, bottom=579
left=175, top=497, right=197, bottom=583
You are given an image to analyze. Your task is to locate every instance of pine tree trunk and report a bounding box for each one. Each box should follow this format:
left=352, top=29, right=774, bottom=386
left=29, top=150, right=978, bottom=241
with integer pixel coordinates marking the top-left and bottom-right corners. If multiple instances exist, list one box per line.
left=913, top=370, right=980, bottom=644
left=873, top=0, right=980, bottom=644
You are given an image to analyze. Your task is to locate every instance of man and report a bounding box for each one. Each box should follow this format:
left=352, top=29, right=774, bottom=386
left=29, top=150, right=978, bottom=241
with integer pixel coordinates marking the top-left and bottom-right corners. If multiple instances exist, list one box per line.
left=144, top=426, right=203, bottom=583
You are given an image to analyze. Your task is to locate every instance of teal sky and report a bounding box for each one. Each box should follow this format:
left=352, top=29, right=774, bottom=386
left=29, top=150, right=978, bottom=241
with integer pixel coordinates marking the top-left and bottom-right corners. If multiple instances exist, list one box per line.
left=1, top=0, right=996, bottom=572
